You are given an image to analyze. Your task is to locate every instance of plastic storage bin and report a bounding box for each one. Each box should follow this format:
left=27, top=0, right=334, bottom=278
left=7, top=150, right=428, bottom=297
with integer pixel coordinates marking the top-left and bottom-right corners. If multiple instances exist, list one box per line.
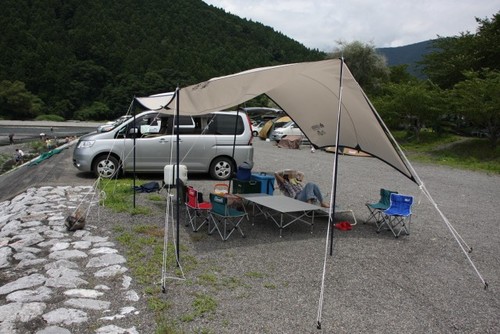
left=251, top=172, right=275, bottom=195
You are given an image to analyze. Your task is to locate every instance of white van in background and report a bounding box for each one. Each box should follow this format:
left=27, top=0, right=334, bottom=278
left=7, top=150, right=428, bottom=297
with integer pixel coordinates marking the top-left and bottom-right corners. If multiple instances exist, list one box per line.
left=73, top=110, right=254, bottom=180
left=269, top=121, right=306, bottom=142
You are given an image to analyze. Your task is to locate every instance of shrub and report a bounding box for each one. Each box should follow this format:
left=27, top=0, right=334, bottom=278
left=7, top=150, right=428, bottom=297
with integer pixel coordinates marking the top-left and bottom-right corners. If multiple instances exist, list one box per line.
left=34, top=114, right=65, bottom=122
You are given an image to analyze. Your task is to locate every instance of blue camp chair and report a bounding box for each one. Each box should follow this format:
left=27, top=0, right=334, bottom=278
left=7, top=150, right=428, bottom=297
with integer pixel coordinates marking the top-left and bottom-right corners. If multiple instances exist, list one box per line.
left=209, top=193, right=247, bottom=241
left=365, top=188, right=398, bottom=228
left=377, top=193, right=414, bottom=238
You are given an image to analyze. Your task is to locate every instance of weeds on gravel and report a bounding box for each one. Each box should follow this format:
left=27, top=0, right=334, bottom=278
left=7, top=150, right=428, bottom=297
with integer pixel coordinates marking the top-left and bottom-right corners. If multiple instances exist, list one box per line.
left=29, top=140, right=49, bottom=154
left=181, top=293, right=218, bottom=322
left=245, top=271, right=265, bottom=279
left=0, top=153, right=9, bottom=168
left=149, top=193, right=165, bottom=201
left=113, top=220, right=199, bottom=334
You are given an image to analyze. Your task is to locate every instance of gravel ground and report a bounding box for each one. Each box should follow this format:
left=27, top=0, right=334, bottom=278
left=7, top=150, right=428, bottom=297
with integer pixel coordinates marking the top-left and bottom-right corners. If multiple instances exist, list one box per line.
left=109, top=139, right=499, bottom=333
left=1, top=137, right=499, bottom=333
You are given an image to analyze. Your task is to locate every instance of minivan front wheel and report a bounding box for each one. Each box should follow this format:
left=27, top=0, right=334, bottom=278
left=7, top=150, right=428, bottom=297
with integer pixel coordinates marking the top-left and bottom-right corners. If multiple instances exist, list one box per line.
left=209, top=157, right=234, bottom=180
left=93, top=155, right=120, bottom=179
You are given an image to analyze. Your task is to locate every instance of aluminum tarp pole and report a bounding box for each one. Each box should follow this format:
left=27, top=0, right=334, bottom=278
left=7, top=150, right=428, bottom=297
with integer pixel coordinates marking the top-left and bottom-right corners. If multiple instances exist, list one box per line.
left=133, top=100, right=136, bottom=208
left=317, top=57, right=345, bottom=330
left=329, top=57, right=344, bottom=256
left=175, top=87, right=181, bottom=264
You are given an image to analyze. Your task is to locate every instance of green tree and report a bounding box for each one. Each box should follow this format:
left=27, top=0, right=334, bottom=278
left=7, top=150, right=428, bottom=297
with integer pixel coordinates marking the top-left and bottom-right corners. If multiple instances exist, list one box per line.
left=328, top=41, right=390, bottom=94
left=0, top=80, right=44, bottom=119
left=73, top=101, right=111, bottom=121
left=374, top=81, right=444, bottom=140
left=388, top=64, right=419, bottom=84
left=451, top=70, right=500, bottom=148
left=422, top=12, right=500, bottom=89
left=474, top=13, right=500, bottom=71
left=0, top=0, right=324, bottom=120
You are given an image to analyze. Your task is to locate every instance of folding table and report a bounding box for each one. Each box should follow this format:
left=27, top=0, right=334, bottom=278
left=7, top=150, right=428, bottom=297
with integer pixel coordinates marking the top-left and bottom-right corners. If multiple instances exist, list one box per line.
left=238, top=193, right=322, bottom=237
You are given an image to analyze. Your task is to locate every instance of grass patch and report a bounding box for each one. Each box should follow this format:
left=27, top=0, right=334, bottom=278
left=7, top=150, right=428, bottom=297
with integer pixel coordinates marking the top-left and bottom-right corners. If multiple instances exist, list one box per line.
left=198, top=272, right=218, bottom=286
left=149, top=194, right=165, bottom=201
left=0, top=153, right=10, bottom=166
left=98, top=178, right=152, bottom=214
left=29, top=140, right=49, bottom=154
left=181, top=293, right=218, bottom=322
left=393, top=131, right=499, bottom=173
left=112, top=220, right=197, bottom=333
left=221, top=276, right=245, bottom=290
left=263, top=282, right=276, bottom=289
left=393, top=130, right=462, bottom=151
left=245, top=271, right=265, bottom=279
left=34, top=114, right=65, bottom=122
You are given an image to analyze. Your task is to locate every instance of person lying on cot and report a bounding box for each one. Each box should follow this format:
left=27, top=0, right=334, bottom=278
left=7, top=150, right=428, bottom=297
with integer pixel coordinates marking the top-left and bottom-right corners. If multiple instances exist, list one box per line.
left=274, top=171, right=330, bottom=208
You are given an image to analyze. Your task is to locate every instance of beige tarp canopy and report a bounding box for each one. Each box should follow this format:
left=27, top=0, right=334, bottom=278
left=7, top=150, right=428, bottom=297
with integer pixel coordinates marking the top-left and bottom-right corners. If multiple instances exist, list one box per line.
left=136, top=59, right=416, bottom=183
left=135, top=91, right=175, bottom=110
left=138, top=59, right=487, bottom=290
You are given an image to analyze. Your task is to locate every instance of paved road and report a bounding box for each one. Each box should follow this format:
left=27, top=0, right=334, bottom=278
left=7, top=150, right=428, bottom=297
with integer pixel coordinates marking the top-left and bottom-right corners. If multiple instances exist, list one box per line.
left=0, top=120, right=101, bottom=145
left=0, top=121, right=100, bottom=202
left=0, top=141, right=97, bottom=203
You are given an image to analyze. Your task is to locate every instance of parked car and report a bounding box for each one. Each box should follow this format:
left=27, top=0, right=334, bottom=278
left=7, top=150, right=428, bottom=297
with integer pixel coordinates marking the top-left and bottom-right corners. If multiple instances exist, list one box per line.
left=73, top=110, right=254, bottom=180
left=243, top=107, right=283, bottom=121
left=251, top=121, right=266, bottom=137
left=258, top=116, right=291, bottom=140
left=269, top=121, right=305, bottom=141
left=96, top=115, right=133, bottom=133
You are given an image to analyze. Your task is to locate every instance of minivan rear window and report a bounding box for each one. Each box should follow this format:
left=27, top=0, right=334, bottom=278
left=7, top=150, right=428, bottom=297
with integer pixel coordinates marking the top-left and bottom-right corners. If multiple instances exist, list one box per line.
left=206, top=114, right=244, bottom=135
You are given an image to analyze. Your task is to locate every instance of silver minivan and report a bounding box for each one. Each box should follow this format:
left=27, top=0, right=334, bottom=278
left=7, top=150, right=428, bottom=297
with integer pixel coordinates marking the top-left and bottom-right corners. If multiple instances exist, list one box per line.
left=73, top=110, right=254, bottom=180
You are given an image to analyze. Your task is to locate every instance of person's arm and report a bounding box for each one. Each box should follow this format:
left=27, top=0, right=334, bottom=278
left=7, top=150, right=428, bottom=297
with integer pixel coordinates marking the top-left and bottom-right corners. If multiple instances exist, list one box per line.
left=274, top=172, right=285, bottom=185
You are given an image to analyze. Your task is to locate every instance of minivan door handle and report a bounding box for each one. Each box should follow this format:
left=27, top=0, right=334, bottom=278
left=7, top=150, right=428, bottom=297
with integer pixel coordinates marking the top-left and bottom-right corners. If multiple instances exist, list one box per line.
left=158, top=138, right=182, bottom=143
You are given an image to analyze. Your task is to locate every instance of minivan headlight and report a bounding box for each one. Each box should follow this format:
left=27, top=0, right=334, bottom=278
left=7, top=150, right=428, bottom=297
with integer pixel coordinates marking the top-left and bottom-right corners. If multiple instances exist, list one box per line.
left=77, top=140, right=95, bottom=148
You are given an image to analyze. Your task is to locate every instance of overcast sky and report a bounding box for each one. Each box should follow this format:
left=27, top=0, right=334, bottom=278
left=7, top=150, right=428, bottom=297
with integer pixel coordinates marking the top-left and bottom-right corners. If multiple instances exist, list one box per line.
left=203, top=0, right=499, bottom=51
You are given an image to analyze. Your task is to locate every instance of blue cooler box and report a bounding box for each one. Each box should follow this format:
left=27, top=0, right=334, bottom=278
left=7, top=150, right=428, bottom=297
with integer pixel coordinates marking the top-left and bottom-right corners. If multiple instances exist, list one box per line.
left=251, top=172, right=275, bottom=195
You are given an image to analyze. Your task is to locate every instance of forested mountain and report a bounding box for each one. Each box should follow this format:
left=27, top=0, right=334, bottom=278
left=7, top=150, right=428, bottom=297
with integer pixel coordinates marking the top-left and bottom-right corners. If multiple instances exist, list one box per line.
left=0, top=0, right=325, bottom=120
left=377, top=40, right=435, bottom=78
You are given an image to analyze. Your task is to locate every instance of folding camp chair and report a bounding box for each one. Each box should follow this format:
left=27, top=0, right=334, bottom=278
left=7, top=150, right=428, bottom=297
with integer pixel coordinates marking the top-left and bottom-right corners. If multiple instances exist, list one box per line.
left=365, top=188, right=398, bottom=228
left=185, top=186, right=212, bottom=232
left=377, top=193, right=414, bottom=238
left=209, top=193, right=247, bottom=241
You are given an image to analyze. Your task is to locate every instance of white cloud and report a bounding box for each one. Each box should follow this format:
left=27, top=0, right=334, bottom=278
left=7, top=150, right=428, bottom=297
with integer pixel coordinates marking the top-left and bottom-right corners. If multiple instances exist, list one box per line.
left=203, top=0, right=499, bottom=50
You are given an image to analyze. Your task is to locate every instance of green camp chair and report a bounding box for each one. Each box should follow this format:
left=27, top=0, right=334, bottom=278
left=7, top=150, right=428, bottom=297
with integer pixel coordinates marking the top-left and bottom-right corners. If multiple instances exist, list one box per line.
left=209, top=193, right=248, bottom=241
left=365, top=188, right=398, bottom=228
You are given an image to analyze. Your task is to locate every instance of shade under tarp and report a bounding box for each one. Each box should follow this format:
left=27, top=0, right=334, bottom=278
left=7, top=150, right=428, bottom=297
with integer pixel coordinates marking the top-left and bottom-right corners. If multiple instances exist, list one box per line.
left=138, top=59, right=416, bottom=183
